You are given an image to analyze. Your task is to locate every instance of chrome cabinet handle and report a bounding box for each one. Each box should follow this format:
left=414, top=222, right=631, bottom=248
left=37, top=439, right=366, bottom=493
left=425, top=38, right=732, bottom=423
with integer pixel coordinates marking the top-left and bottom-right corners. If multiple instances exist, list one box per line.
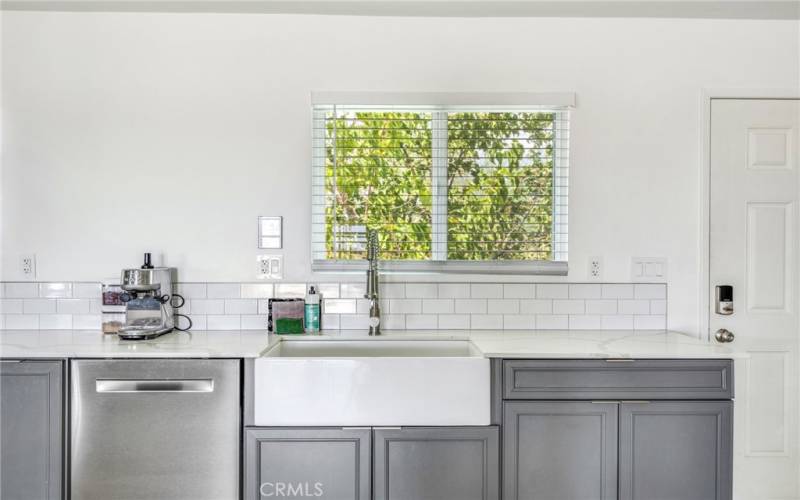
left=96, top=379, right=214, bottom=393
left=714, top=328, right=735, bottom=343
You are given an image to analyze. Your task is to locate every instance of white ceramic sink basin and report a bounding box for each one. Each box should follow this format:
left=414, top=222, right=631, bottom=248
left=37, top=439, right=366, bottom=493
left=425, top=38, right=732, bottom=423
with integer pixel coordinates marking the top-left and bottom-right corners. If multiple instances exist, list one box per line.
left=253, top=340, right=490, bottom=426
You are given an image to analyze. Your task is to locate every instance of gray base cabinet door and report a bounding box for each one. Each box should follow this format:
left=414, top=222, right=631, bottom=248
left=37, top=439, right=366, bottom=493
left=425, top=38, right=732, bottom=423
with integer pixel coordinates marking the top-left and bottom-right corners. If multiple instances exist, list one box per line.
left=503, top=401, right=618, bottom=500
left=0, top=360, right=63, bottom=500
left=373, top=427, right=500, bottom=500
left=244, top=428, right=371, bottom=500
left=619, top=401, right=733, bottom=500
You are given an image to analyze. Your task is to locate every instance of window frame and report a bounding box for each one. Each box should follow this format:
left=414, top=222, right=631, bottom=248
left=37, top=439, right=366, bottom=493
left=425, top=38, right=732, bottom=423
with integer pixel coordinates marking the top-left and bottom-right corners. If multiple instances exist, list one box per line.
left=310, top=92, right=574, bottom=275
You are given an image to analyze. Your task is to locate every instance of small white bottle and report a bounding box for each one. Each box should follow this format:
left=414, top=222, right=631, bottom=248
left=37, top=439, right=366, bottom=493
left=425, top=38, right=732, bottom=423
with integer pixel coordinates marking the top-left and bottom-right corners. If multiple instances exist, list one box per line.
left=304, top=286, right=321, bottom=333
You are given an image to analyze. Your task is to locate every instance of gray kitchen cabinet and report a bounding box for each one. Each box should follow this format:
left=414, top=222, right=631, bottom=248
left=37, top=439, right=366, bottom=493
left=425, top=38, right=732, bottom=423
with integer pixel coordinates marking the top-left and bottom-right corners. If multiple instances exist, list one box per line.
left=374, top=427, right=499, bottom=500
left=244, top=427, right=371, bottom=500
left=502, top=401, right=618, bottom=500
left=619, top=401, right=733, bottom=500
left=0, top=360, right=63, bottom=500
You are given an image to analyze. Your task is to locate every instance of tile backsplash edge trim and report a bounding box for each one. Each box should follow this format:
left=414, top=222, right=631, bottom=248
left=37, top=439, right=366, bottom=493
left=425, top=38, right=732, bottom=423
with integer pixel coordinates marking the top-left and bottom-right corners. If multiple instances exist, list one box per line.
left=0, top=281, right=667, bottom=331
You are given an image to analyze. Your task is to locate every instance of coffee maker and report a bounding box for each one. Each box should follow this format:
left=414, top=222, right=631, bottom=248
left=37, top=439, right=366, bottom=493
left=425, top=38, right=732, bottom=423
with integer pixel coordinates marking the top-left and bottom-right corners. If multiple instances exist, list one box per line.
left=118, top=253, right=187, bottom=340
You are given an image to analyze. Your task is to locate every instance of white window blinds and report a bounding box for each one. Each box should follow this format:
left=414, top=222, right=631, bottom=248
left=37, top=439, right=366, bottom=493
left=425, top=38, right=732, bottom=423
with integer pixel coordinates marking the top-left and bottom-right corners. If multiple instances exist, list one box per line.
left=311, top=100, right=570, bottom=274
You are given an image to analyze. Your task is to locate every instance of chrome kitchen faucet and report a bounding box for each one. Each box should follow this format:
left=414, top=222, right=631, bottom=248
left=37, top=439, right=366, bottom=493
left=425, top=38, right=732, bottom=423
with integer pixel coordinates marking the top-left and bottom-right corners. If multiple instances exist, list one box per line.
left=365, top=230, right=381, bottom=336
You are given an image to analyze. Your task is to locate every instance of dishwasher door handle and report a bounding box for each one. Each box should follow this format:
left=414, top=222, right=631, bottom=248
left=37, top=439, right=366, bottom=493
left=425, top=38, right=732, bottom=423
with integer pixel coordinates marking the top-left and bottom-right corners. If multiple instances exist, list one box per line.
left=96, top=379, right=214, bottom=393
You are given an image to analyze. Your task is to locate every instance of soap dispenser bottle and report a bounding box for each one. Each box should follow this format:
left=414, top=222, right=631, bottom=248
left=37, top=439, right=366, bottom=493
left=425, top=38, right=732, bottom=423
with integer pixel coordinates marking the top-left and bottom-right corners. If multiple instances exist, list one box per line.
left=304, top=286, right=321, bottom=333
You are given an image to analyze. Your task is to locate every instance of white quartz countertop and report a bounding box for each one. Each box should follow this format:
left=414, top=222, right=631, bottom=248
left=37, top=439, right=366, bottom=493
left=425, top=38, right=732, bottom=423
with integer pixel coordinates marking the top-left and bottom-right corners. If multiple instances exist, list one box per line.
left=0, top=329, right=735, bottom=359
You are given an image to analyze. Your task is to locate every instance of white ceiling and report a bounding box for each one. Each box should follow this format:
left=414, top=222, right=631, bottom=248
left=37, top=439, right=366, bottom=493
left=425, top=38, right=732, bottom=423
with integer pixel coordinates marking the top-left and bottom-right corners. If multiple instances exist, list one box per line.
left=1, top=0, right=799, bottom=19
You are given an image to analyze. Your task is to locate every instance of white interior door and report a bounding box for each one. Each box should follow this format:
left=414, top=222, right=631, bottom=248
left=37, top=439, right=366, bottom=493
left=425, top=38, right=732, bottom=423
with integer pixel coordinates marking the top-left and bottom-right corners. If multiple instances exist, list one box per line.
left=710, top=98, right=800, bottom=500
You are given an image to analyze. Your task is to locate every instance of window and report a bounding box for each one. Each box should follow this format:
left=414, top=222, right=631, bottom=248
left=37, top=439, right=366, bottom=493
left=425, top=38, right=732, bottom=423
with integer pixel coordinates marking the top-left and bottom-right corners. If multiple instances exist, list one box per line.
left=311, top=93, right=571, bottom=274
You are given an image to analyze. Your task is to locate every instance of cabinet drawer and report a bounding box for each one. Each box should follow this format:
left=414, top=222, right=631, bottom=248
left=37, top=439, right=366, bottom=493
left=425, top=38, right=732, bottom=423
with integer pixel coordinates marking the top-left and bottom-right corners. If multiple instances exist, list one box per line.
left=503, top=359, right=733, bottom=400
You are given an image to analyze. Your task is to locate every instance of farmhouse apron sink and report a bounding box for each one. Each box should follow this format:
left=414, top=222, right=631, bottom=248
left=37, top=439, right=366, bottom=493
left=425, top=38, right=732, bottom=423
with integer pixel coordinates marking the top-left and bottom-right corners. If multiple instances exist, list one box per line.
left=253, top=339, right=490, bottom=426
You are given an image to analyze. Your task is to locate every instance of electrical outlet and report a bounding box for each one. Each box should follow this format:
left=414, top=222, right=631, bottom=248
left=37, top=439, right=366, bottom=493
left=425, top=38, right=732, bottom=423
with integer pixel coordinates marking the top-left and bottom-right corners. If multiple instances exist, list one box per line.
left=256, top=254, right=283, bottom=280
left=588, top=256, right=603, bottom=281
left=20, top=254, right=36, bottom=279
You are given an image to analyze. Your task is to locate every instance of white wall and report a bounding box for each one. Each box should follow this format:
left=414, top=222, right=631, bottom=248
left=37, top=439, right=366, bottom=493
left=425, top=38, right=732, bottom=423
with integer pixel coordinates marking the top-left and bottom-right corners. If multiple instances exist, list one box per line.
left=2, top=12, right=798, bottom=334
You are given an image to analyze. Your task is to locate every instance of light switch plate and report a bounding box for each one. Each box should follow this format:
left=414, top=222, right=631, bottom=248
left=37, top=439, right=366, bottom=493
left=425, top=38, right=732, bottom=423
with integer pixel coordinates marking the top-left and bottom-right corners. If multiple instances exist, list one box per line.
left=631, top=257, right=667, bottom=282
left=258, top=216, right=283, bottom=249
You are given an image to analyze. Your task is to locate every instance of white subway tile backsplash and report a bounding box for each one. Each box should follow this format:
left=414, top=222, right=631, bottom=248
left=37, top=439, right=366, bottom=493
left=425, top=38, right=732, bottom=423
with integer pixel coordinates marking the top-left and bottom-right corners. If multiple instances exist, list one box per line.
left=422, top=299, right=454, bottom=314
left=406, top=315, right=437, bottom=329
left=487, top=299, right=519, bottom=314
left=536, top=315, right=569, bottom=329
left=503, top=284, right=536, bottom=299
left=471, top=315, right=503, bottom=330
left=650, top=300, right=667, bottom=315
left=585, top=299, right=617, bottom=315
left=536, top=284, right=569, bottom=299
left=455, top=299, right=487, bottom=314
left=381, top=314, right=406, bottom=329
left=601, top=315, right=634, bottom=330
left=634, top=284, right=667, bottom=299
left=471, top=284, right=503, bottom=299
left=6, top=314, right=39, bottom=329
left=39, top=282, right=72, bottom=298
left=240, top=283, right=274, bottom=299
left=380, top=283, right=406, bottom=298
left=0, top=299, right=24, bottom=314
left=619, top=300, right=650, bottom=315
left=405, top=283, right=438, bottom=299
left=207, top=315, right=241, bottom=330
left=241, top=315, right=268, bottom=330
left=0, top=281, right=668, bottom=332
left=438, top=314, right=469, bottom=329
left=224, top=299, right=258, bottom=315
left=519, top=299, right=553, bottom=314
left=553, top=299, right=585, bottom=315
left=340, top=283, right=367, bottom=298
left=324, top=299, right=357, bottom=314
left=438, top=284, right=469, bottom=299
left=184, top=315, right=206, bottom=330
left=0, top=315, right=5, bottom=329
left=57, top=299, right=91, bottom=314
left=317, top=283, right=340, bottom=299
left=23, top=299, right=56, bottom=314
left=340, top=314, right=369, bottom=329
left=175, top=283, right=207, bottom=299
left=275, top=283, right=306, bottom=298
left=73, top=314, right=101, bottom=330
left=389, top=299, right=421, bottom=314
left=190, top=299, right=225, bottom=315
left=503, top=315, right=536, bottom=330
left=40, top=314, right=73, bottom=330
left=634, top=315, right=667, bottom=329
left=569, top=284, right=602, bottom=299
left=73, top=282, right=102, bottom=298
left=601, top=284, right=634, bottom=299
left=207, top=283, right=241, bottom=299
left=321, top=314, right=340, bottom=329
left=4, top=283, right=38, bottom=298
left=569, top=315, right=602, bottom=330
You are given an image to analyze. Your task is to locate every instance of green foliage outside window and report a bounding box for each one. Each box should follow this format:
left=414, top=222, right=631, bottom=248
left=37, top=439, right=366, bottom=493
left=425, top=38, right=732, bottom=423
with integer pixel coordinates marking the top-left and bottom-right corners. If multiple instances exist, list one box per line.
left=324, top=110, right=555, bottom=261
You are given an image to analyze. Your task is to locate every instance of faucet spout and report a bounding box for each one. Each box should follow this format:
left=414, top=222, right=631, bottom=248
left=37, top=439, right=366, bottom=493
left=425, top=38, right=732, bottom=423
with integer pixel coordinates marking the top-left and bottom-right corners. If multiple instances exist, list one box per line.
left=365, top=230, right=381, bottom=336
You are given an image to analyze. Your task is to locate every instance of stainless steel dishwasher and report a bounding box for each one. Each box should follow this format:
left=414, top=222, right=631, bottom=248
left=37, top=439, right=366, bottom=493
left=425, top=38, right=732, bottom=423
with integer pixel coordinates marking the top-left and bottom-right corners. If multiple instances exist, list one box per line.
left=70, top=359, right=240, bottom=500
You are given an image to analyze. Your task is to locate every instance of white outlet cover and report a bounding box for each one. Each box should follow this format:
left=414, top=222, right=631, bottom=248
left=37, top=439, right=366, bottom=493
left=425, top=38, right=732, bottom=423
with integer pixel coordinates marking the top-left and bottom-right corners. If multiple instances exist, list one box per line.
left=256, top=254, right=283, bottom=280
left=588, top=256, right=603, bottom=281
left=20, top=254, right=36, bottom=280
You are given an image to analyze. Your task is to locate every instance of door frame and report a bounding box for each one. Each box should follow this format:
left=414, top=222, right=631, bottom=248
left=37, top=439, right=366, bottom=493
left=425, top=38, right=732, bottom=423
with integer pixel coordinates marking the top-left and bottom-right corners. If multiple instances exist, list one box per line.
left=698, top=88, right=800, bottom=341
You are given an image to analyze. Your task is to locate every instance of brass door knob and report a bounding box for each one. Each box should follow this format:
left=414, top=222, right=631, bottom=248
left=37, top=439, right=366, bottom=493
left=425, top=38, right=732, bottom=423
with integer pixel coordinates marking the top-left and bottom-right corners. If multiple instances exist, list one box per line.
left=714, top=328, right=735, bottom=343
